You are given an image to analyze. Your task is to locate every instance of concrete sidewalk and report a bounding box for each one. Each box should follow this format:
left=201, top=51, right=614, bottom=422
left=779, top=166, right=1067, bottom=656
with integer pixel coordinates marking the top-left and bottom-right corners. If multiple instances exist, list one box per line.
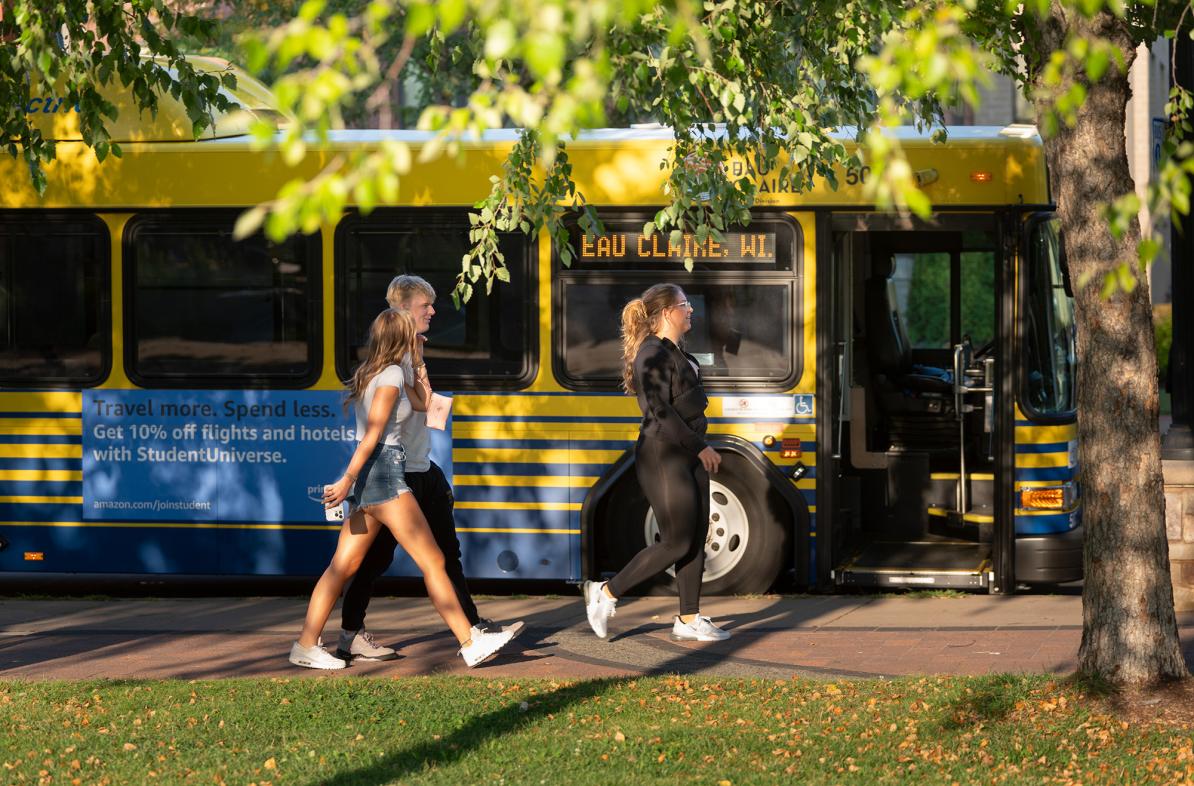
left=1, top=594, right=1191, bottom=680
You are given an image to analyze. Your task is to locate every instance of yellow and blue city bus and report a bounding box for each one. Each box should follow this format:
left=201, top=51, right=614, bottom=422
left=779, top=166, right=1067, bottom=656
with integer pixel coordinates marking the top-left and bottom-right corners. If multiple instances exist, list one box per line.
left=0, top=69, right=1080, bottom=593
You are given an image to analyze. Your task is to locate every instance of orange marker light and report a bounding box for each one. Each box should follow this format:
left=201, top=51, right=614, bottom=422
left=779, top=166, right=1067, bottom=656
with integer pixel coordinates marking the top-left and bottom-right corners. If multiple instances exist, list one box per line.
left=781, top=438, right=802, bottom=459
left=1021, top=488, right=1065, bottom=509
left=24, top=552, right=44, bottom=561
left=970, top=171, right=993, bottom=183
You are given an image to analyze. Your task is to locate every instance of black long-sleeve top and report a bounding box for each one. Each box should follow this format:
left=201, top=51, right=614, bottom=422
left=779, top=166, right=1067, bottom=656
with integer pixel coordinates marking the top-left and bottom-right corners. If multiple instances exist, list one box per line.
left=633, top=334, right=709, bottom=455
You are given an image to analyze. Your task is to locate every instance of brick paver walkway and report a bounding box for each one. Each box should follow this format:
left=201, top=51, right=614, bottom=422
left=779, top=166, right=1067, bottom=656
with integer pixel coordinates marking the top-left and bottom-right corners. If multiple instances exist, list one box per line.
left=1, top=595, right=1190, bottom=680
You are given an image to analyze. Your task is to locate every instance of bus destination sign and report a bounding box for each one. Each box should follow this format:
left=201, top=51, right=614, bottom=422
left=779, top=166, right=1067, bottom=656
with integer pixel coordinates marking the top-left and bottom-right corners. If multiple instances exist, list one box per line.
left=578, top=229, right=776, bottom=264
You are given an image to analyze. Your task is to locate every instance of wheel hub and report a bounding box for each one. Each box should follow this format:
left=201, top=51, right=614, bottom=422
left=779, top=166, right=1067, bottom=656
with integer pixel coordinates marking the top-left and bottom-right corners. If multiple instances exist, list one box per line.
left=643, top=478, right=750, bottom=583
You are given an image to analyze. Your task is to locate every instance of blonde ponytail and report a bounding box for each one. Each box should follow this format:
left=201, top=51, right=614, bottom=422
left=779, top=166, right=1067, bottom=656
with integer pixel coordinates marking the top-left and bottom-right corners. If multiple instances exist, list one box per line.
left=621, top=298, right=650, bottom=393
left=620, top=283, right=685, bottom=394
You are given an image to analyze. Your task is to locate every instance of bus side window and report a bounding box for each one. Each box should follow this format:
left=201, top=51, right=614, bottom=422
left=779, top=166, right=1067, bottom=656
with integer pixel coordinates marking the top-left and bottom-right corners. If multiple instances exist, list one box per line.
left=124, top=213, right=321, bottom=387
left=557, top=280, right=795, bottom=386
left=0, top=214, right=110, bottom=386
left=335, top=210, right=535, bottom=389
left=554, top=214, right=801, bottom=391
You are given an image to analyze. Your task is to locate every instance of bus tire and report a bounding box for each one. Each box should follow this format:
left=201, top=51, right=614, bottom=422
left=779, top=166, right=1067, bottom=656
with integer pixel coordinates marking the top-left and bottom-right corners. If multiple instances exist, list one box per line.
left=601, top=451, right=788, bottom=595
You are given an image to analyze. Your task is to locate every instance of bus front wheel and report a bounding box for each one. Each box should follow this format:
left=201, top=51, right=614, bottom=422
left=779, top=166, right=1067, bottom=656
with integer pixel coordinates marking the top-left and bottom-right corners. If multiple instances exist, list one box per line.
left=602, top=452, right=788, bottom=595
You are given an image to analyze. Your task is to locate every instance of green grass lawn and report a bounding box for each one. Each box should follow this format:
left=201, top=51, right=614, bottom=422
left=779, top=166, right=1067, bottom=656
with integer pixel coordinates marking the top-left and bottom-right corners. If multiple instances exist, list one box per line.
left=3, top=675, right=1191, bottom=785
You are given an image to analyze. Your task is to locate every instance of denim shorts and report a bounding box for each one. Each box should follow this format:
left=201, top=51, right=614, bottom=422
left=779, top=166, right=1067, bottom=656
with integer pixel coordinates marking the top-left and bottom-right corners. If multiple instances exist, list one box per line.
left=347, top=443, right=411, bottom=514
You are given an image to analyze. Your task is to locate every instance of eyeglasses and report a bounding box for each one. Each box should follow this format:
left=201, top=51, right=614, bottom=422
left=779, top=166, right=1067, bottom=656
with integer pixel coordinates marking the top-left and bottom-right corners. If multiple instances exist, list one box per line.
left=670, top=300, right=691, bottom=310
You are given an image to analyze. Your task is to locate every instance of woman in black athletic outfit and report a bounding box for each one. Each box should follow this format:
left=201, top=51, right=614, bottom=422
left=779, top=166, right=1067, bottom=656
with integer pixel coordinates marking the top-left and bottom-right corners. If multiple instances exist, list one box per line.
left=583, top=283, right=731, bottom=642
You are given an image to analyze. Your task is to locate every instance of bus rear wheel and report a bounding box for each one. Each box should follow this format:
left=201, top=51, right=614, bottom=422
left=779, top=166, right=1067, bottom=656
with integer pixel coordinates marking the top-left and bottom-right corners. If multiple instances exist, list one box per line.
left=602, top=452, right=788, bottom=595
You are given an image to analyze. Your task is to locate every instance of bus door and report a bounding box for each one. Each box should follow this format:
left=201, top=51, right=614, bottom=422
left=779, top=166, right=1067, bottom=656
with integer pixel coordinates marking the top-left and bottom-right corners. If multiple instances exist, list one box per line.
left=822, top=213, right=1011, bottom=590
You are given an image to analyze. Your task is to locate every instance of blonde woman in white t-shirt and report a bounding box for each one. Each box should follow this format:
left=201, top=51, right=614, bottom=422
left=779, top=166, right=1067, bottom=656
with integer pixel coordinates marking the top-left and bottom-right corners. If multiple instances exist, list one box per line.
left=288, top=308, right=516, bottom=669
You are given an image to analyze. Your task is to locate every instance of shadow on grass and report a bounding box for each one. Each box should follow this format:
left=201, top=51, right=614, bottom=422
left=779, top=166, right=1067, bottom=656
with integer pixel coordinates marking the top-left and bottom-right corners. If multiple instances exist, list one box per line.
left=303, top=677, right=622, bottom=786
left=302, top=594, right=812, bottom=786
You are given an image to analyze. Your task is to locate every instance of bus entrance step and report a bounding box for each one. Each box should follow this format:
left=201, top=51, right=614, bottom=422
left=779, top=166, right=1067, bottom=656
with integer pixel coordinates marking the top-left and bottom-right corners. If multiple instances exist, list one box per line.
left=832, top=541, right=991, bottom=590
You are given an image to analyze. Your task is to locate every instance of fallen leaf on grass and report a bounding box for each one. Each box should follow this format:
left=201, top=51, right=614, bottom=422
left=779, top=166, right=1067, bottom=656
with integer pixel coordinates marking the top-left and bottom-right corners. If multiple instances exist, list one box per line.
left=264, top=758, right=277, bottom=770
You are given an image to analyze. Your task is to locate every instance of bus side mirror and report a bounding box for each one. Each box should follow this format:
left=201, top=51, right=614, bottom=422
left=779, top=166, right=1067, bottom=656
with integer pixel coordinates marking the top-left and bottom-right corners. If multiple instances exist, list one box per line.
left=1057, top=228, right=1074, bottom=298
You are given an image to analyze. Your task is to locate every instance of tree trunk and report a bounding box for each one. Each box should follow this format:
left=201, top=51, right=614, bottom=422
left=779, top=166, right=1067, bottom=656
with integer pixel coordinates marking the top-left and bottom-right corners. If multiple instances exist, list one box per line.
left=1033, top=11, right=1187, bottom=685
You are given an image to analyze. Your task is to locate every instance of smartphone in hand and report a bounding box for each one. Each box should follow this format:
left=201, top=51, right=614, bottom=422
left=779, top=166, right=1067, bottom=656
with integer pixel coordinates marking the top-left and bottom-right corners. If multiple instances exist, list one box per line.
left=323, top=486, right=346, bottom=522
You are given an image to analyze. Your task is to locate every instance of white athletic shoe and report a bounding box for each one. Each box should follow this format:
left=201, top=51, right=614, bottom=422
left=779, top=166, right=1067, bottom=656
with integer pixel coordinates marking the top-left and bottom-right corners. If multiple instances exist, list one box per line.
left=583, top=580, right=617, bottom=639
left=336, top=628, right=399, bottom=662
left=289, top=641, right=348, bottom=670
left=472, top=619, right=526, bottom=640
left=467, top=620, right=526, bottom=664
left=459, top=628, right=516, bottom=668
left=670, top=615, right=731, bottom=642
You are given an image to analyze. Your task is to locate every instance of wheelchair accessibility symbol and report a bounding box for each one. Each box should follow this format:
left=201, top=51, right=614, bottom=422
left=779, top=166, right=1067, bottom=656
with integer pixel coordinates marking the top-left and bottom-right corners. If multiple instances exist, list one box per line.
left=793, top=395, right=814, bottom=416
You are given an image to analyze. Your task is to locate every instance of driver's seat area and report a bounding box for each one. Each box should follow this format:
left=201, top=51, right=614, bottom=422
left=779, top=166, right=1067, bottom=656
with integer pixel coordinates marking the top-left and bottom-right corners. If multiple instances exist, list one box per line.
left=865, top=255, right=954, bottom=406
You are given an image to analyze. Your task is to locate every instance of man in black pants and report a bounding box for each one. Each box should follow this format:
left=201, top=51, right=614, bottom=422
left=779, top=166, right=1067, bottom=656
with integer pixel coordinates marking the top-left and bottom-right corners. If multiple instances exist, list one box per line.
left=336, top=275, right=523, bottom=662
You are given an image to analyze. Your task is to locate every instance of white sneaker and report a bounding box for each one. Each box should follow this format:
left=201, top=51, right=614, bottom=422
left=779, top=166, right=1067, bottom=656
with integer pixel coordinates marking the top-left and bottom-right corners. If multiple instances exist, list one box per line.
left=466, top=620, right=525, bottom=664
left=289, top=641, right=347, bottom=670
left=336, top=628, right=399, bottom=662
left=471, top=619, right=526, bottom=640
left=671, top=615, right=731, bottom=642
left=459, top=628, right=516, bottom=668
left=583, top=580, right=617, bottom=639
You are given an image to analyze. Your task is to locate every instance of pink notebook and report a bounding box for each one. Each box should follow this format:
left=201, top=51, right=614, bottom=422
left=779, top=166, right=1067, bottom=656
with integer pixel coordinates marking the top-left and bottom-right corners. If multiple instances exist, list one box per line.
left=425, top=393, right=452, bottom=430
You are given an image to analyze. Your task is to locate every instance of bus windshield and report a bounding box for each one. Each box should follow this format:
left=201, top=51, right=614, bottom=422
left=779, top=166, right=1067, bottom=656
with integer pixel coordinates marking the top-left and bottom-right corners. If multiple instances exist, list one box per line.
left=1022, top=218, right=1076, bottom=416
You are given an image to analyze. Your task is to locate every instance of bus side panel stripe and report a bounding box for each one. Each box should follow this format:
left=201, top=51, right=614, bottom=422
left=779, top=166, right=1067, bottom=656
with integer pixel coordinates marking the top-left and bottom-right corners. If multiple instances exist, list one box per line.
left=1014, top=453, right=1070, bottom=469
left=0, top=434, right=83, bottom=444
left=0, top=502, right=83, bottom=519
left=455, top=438, right=634, bottom=450
left=454, top=486, right=576, bottom=505
left=1014, top=511, right=1079, bottom=535
left=0, top=458, right=83, bottom=470
left=453, top=461, right=614, bottom=477
left=1015, top=466, right=1074, bottom=482
left=454, top=507, right=573, bottom=531
left=1013, top=441, right=1070, bottom=454
left=0, top=444, right=82, bottom=459
left=0, top=480, right=83, bottom=495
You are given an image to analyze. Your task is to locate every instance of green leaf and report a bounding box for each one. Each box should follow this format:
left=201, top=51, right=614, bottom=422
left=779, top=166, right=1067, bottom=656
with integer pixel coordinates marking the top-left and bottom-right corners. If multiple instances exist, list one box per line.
left=1086, top=48, right=1111, bottom=82
left=234, top=206, right=268, bottom=240
left=299, top=0, right=327, bottom=23
left=406, top=3, right=437, bottom=37
left=525, top=33, right=565, bottom=79
left=439, top=0, right=467, bottom=32
left=904, top=186, right=932, bottom=218
left=1116, top=261, right=1137, bottom=293
left=485, top=21, right=517, bottom=61
left=1139, top=237, right=1161, bottom=265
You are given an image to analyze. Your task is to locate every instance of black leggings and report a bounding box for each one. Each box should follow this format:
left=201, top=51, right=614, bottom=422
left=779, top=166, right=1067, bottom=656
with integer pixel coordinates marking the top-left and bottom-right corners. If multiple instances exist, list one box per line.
left=607, top=438, right=710, bottom=615
left=340, top=462, right=479, bottom=631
